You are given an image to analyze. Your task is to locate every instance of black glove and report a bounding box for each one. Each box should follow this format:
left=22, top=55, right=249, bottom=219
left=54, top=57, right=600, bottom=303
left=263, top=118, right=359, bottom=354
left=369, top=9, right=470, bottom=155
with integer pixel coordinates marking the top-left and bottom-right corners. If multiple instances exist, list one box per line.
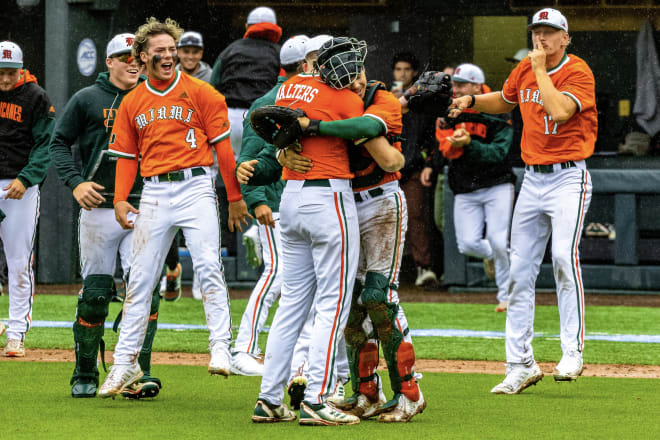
left=405, top=72, right=453, bottom=117
left=250, top=105, right=307, bottom=149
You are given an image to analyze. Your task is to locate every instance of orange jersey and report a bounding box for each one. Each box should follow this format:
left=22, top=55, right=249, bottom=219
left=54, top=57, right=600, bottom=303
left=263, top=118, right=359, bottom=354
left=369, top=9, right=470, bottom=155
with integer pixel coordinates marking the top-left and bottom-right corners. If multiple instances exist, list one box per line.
left=108, top=71, right=231, bottom=176
left=501, top=54, right=597, bottom=165
left=352, top=87, right=403, bottom=191
left=274, top=73, right=364, bottom=180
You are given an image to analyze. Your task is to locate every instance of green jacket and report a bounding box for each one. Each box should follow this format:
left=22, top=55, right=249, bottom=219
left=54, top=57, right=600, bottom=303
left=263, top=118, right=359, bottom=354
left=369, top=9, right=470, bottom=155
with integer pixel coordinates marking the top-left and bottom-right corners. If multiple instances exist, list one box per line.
left=236, top=76, right=286, bottom=216
left=49, top=72, right=143, bottom=208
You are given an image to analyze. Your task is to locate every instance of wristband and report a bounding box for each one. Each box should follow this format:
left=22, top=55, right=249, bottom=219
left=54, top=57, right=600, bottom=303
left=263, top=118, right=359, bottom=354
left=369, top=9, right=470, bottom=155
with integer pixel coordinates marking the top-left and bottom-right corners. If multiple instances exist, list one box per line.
left=305, top=119, right=321, bottom=136
left=467, top=95, right=476, bottom=108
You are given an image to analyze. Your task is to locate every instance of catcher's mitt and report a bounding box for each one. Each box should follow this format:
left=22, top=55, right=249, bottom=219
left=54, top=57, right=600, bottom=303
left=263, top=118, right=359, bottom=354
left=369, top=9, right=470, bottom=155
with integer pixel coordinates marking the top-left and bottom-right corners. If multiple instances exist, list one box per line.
left=405, top=71, right=453, bottom=117
left=250, top=105, right=306, bottom=150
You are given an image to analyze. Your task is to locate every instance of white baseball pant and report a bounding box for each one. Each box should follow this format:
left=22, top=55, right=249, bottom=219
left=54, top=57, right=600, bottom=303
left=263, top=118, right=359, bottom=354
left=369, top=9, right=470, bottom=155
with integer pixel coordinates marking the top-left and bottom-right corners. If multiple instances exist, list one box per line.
left=113, top=168, right=233, bottom=364
left=453, top=182, right=514, bottom=303
left=506, top=163, right=591, bottom=365
left=259, top=179, right=359, bottom=405
left=227, top=107, right=248, bottom=160
left=78, top=208, right=133, bottom=278
left=0, top=182, right=39, bottom=341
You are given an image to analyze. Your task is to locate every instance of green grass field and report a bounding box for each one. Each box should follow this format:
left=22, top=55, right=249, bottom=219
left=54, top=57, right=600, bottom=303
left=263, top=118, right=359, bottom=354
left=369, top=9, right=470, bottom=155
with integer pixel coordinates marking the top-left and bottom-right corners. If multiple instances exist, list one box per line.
left=2, top=294, right=660, bottom=438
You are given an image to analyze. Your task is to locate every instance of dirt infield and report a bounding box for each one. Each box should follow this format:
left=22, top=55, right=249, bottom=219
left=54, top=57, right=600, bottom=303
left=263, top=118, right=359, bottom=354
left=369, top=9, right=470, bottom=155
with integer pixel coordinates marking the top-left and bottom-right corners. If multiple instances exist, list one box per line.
left=9, top=283, right=658, bottom=378
left=2, top=349, right=660, bottom=379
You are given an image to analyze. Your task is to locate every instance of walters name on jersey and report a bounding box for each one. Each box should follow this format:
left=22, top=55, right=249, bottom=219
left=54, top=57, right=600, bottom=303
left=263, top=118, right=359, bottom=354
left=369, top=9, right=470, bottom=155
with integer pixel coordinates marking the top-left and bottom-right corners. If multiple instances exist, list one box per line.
left=275, top=82, right=318, bottom=104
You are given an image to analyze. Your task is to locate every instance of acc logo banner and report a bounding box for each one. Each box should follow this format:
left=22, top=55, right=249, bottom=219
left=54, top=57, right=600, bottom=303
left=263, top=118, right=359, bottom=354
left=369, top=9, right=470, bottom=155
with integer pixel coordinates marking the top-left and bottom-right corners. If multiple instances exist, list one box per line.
left=77, top=38, right=97, bottom=77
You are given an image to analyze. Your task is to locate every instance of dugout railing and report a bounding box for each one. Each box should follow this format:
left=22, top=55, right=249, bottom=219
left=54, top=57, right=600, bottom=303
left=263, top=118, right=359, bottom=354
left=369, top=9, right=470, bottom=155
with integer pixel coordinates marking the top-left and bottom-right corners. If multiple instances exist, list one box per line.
left=443, top=167, right=660, bottom=292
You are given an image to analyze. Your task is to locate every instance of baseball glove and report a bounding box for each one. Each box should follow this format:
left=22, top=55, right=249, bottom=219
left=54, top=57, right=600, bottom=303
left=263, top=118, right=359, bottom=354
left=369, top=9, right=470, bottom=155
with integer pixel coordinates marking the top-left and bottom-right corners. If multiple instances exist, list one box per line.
left=405, top=71, right=453, bottom=117
left=250, top=105, right=306, bottom=150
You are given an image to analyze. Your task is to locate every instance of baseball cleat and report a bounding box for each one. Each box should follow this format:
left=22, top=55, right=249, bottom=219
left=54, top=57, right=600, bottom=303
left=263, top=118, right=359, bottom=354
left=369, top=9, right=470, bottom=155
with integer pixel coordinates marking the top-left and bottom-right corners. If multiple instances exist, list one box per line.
left=98, top=362, right=143, bottom=398
left=553, top=350, right=584, bottom=381
left=71, top=379, right=97, bottom=398
left=299, top=401, right=360, bottom=426
left=252, top=399, right=297, bottom=423
left=230, top=352, right=264, bottom=376
left=121, top=376, right=162, bottom=399
left=208, top=343, right=231, bottom=377
left=242, top=225, right=262, bottom=268
left=163, top=263, right=182, bottom=302
left=491, top=362, right=543, bottom=394
left=495, top=301, right=508, bottom=312
left=287, top=374, right=307, bottom=410
left=343, top=391, right=387, bottom=419
left=378, top=390, right=426, bottom=423
left=414, top=267, right=437, bottom=287
left=4, top=339, right=25, bottom=357
left=325, top=381, right=346, bottom=407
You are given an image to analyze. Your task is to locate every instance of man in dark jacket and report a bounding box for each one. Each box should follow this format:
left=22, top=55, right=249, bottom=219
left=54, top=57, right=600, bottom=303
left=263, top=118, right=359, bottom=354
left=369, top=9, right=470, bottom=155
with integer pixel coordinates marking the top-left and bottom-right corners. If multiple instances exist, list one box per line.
left=0, top=40, right=55, bottom=359
left=210, top=6, right=282, bottom=159
left=49, top=34, right=162, bottom=399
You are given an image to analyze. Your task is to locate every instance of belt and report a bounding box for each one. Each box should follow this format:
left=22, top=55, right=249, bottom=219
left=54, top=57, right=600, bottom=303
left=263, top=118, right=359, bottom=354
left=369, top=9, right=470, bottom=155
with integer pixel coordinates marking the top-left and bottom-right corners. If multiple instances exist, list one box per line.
left=525, top=161, right=576, bottom=174
left=354, top=187, right=384, bottom=202
left=145, top=167, right=206, bottom=182
left=303, top=179, right=331, bottom=188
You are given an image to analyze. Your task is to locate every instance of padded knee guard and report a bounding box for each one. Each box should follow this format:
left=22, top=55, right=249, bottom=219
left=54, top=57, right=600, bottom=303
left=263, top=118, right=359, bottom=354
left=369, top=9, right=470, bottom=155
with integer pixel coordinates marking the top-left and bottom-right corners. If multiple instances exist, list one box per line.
left=71, top=274, right=115, bottom=385
left=138, top=286, right=161, bottom=376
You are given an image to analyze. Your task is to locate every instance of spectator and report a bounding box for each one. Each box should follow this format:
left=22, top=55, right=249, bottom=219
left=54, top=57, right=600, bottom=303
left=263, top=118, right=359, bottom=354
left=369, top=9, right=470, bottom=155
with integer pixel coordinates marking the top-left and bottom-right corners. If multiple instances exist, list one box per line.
left=391, top=52, right=439, bottom=287
left=176, top=31, right=212, bottom=82
left=423, top=63, right=515, bottom=312
left=211, top=6, right=282, bottom=159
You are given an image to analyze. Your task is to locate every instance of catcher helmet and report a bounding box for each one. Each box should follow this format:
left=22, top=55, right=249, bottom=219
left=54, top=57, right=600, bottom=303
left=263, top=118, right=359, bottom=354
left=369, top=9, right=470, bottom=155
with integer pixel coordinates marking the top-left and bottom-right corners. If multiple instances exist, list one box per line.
left=315, top=37, right=367, bottom=89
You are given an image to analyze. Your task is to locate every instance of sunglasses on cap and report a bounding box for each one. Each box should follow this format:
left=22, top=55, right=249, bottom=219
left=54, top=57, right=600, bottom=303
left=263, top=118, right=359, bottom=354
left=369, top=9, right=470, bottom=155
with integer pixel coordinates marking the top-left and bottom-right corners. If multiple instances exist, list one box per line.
left=113, top=53, right=134, bottom=63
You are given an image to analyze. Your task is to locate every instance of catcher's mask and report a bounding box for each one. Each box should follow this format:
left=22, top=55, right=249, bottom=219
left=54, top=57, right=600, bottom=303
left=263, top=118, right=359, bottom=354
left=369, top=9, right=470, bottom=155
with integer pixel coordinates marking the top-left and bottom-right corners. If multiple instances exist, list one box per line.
left=314, top=37, right=367, bottom=89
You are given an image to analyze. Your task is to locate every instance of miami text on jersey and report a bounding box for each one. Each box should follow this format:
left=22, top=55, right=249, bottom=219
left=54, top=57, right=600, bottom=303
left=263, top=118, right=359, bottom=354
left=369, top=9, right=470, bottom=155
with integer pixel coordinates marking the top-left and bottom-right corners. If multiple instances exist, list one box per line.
left=135, top=105, right=194, bottom=130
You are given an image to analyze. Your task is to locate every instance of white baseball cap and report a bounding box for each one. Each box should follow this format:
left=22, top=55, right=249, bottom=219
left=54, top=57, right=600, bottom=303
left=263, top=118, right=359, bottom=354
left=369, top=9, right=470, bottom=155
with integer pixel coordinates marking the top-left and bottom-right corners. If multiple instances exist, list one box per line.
left=452, top=63, right=485, bottom=84
left=280, top=35, right=309, bottom=65
left=506, top=48, right=530, bottom=63
left=528, top=8, right=568, bottom=32
left=106, top=33, right=135, bottom=58
left=178, top=31, right=204, bottom=48
left=0, top=41, right=23, bottom=69
left=305, top=34, right=332, bottom=57
left=247, top=6, right=277, bottom=25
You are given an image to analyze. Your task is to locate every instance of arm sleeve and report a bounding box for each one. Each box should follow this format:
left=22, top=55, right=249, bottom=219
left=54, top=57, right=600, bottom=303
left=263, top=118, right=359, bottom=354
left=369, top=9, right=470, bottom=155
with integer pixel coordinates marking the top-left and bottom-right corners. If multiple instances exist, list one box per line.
left=318, top=116, right=384, bottom=140
left=18, top=95, right=56, bottom=187
left=214, top=137, right=242, bottom=202
left=463, top=120, right=513, bottom=163
left=48, top=95, right=86, bottom=191
left=114, top=157, right=138, bottom=203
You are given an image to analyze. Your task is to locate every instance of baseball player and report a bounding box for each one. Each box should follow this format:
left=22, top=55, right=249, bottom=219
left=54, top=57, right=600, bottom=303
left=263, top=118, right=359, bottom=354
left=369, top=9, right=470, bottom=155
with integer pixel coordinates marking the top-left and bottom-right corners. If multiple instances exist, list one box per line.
left=450, top=8, right=596, bottom=393
left=49, top=34, right=163, bottom=399
left=423, top=63, right=515, bottom=313
left=98, top=17, right=251, bottom=398
left=0, top=41, right=55, bottom=358
left=277, top=71, right=428, bottom=422
left=251, top=37, right=368, bottom=426
left=230, top=35, right=309, bottom=377
left=175, top=31, right=212, bottom=82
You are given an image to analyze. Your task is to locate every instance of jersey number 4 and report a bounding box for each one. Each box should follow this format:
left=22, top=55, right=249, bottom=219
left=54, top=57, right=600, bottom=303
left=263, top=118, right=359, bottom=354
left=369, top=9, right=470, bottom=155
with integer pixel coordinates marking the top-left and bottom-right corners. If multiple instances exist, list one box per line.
left=186, top=128, right=197, bottom=149
left=543, top=115, right=558, bottom=135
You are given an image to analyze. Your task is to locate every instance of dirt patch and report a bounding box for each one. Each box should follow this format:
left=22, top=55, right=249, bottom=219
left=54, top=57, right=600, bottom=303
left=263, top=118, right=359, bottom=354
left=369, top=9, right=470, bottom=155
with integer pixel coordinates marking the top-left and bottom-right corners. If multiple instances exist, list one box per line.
left=3, top=349, right=659, bottom=379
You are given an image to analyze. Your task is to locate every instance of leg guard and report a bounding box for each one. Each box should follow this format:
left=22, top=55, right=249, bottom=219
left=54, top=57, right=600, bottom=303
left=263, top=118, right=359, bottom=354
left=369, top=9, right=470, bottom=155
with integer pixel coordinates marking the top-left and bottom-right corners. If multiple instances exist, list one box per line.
left=71, top=274, right=114, bottom=386
left=344, top=280, right=368, bottom=395
left=362, top=272, right=416, bottom=397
